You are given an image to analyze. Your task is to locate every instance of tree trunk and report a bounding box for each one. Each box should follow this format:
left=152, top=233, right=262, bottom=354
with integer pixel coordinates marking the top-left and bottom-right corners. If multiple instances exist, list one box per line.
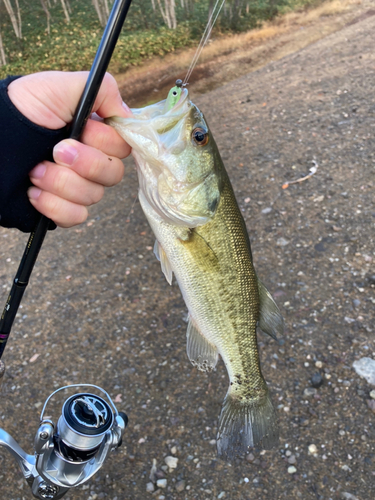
left=15, top=0, right=22, bottom=38
left=168, top=0, right=177, bottom=29
left=157, top=0, right=170, bottom=28
left=104, top=0, right=110, bottom=18
left=0, top=29, right=7, bottom=66
left=40, top=0, right=52, bottom=34
left=60, top=0, right=70, bottom=23
left=2, top=0, right=21, bottom=38
left=92, top=0, right=105, bottom=26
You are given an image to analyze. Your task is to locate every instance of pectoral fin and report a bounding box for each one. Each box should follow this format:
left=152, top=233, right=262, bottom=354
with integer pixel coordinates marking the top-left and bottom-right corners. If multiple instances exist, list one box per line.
left=153, top=240, right=173, bottom=285
left=257, top=277, right=284, bottom=341
left=186, top=316, right=218, bottom=372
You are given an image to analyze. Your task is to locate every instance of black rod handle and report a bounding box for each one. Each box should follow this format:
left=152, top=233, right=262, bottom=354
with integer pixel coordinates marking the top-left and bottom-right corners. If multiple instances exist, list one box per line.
left=0, top=0, right=133, bottom=359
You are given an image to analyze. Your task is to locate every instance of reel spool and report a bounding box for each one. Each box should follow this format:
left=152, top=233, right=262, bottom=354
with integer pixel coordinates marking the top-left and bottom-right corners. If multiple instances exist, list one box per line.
left=0, top=384, right=128, bottom=499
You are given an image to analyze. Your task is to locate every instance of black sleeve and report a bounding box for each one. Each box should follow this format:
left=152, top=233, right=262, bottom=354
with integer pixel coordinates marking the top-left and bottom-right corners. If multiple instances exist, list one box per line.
left=0, top=76, right=69, bottom=232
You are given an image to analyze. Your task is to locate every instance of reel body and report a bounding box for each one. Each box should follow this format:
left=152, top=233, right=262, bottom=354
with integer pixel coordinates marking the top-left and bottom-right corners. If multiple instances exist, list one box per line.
left=0, top=385, right=127, bottom=499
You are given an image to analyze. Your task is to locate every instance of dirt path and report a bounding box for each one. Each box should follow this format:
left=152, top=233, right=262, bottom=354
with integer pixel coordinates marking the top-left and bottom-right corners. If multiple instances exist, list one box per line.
left=1, top=1, right=374, bottom=500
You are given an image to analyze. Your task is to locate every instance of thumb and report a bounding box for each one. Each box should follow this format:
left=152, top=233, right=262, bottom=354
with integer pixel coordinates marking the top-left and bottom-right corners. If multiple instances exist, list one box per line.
left=92, top=72, right=131, bottom=119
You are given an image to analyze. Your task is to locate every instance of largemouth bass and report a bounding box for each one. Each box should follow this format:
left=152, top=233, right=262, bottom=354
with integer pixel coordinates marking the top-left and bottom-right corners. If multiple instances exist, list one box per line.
left=106, top=84, right=284, bottom=459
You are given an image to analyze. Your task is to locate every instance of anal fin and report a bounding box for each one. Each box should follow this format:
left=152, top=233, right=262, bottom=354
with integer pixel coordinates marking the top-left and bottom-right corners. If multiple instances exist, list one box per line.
left=154, top=240, right=173, bottom=285
left=186, top=316, right=218, bottom=372
left=257, top=277, right=284, bottom=341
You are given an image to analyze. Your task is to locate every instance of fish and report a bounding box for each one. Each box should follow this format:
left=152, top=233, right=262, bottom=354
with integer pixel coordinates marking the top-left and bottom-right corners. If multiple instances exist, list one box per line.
left=106, top=83, right=284, bottom=459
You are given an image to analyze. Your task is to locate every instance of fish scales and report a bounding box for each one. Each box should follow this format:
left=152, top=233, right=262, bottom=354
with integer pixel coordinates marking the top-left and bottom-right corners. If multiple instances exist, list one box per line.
left=106, top=84, right=283, bottom=459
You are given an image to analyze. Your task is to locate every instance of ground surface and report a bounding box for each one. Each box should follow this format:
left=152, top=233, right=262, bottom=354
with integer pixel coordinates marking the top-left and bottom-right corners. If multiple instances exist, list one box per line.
left=0, top=2, right=374, bottom=500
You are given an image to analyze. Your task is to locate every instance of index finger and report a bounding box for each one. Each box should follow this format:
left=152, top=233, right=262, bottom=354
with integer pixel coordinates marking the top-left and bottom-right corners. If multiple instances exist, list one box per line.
left=81, top=117, right=131, bottom=158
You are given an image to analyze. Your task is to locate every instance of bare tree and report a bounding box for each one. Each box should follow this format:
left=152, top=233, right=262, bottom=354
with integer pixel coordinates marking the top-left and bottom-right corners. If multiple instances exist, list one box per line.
left=92, top=0, right=109, bottom=27
left=2, top=0, right=22, bottom=38
left=103, top=0, right=110, bottom=18
left=0, top=28, right=7, bottom=66
left=60, top=0, right=70, bottom=23
left=40, top=0, right=52, bottom=34
left=157, top=0, right=177, bottom=29
left=15, top=0, right=21, bottom=37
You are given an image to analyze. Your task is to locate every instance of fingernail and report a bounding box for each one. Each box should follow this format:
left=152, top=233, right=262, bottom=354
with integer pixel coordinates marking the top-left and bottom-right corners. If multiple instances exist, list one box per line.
left=30, top=163, right=46, bottom=179
left=28, top=187, right=42, bottom=200
left=53, top=141, right=78, bottom=166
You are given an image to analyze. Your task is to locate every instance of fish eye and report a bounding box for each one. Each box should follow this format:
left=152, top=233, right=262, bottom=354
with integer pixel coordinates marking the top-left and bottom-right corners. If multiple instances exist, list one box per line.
left=192, top=127, right=209, bottom=146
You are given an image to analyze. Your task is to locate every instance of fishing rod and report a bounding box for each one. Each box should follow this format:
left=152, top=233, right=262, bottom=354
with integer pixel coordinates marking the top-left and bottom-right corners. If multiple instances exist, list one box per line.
left=0, top=1, right=132, bottom=498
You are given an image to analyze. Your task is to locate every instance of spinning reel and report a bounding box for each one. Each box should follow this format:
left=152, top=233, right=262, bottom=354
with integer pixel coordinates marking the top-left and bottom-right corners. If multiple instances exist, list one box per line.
left=0, top=384, right=128, bottom=499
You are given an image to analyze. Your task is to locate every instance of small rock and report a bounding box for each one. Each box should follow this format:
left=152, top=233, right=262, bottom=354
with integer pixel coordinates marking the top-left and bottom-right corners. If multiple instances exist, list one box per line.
left=218, top=493, right=225, bottom=499
left=353, top=299, right=361, bottom=308
left=287, top=454, right=296, bottom=465
left=261, top=207, right=272, bottom=214
left=353, top=357, right=375, bottom=385
left=315, top=361, right=323, bottom=368
left=287, top=466, right=297, bottom=474
left=311, top=372, right=323, bottom=388
left=276, top=237, right=289, bottom=247
left=304, top=387, right=317, bottom=397
left=367, top=399, right=375, bottom=412
left=313, top=195, right=324, bottom=203
left=170, top=446, right=177, bottom=455
left=175, top=480, right=185, bottom=492
left=156, top=479, right=167, bottom=489
left=369, top=390, right=375, bottom=399
left=246, top=452, right=255, bottom=462
left=146, top=482, right=155, bottom=493
left=340, top=492, right=359, bottom=500
left=164, top=456, right=178, bottom=469
left=308, top=444, right=318, bottom=455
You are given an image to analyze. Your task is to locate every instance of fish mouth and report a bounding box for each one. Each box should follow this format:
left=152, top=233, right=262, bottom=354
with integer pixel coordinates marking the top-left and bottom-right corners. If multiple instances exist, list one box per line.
left=106, top=88, right=190, bottom=158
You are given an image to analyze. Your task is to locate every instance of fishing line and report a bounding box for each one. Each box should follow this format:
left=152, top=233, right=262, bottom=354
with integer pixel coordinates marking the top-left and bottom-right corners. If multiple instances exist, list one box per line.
left=183, top=0, right=226, bottom=86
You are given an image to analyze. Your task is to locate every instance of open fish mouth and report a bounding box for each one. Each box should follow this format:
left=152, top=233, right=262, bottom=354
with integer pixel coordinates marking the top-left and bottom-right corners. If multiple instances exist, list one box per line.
left=105, top=88, right=190, bottom=159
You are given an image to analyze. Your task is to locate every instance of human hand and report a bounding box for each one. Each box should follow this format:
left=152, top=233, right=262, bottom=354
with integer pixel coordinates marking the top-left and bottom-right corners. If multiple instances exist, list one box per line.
left=8, top=71, right=131, bottom=227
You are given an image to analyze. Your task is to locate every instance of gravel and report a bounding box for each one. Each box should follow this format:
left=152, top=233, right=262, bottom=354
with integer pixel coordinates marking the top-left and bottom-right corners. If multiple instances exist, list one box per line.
left=353, top=357, right=375, bottom=385
left=156, top=479, right=167, bottom=489
left=311, top=372, right=324, bottom=388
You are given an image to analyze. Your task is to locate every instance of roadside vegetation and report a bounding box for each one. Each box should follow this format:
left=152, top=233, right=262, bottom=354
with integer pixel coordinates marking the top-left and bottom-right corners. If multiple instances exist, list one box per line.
left=0, top=0, right=347, bottom=78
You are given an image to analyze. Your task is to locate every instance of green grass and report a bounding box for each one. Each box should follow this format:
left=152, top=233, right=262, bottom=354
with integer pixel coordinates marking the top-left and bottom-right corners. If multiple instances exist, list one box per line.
left=0, top=1, right=193, bottom=78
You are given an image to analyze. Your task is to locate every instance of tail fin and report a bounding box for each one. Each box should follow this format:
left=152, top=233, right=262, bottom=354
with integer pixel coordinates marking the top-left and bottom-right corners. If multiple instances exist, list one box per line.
left=216, top=390, right=279, bottom=460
